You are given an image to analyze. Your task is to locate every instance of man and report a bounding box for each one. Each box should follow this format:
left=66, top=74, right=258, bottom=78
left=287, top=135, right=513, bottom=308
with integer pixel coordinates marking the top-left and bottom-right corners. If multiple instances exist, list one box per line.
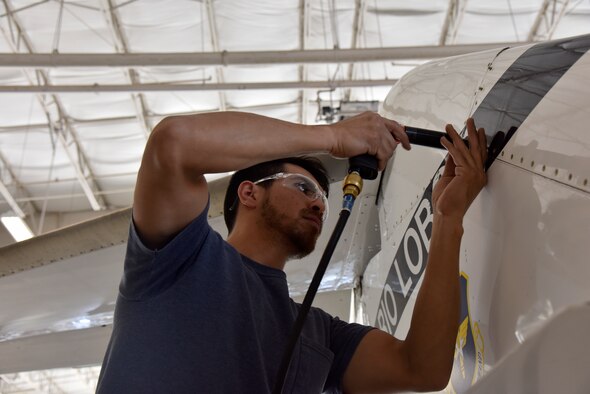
left=97, top=111, right=487, bottom=393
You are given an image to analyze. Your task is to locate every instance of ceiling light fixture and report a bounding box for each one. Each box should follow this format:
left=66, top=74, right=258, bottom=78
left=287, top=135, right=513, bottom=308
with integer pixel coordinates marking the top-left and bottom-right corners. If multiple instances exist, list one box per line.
left=1, top=215, right=34, bottom=242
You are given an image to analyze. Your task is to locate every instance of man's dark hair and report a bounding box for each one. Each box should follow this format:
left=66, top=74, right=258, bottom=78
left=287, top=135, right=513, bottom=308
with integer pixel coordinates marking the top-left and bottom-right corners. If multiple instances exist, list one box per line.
left=223, top=156, right=330, bottom=233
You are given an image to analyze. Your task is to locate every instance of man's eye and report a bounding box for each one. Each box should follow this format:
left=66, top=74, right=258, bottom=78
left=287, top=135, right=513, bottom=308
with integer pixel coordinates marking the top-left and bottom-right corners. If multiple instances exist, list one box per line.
left=295, top=182, right=314, bottom=196
left=294, top=182, right=307, bottom=191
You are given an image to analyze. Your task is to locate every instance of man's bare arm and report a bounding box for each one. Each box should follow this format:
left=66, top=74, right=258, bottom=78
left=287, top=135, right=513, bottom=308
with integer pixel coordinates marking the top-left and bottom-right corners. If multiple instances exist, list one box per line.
left=133, top=111, right=409, bottom=249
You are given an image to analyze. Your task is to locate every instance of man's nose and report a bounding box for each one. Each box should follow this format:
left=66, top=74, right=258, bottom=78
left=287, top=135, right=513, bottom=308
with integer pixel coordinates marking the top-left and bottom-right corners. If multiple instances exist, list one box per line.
left=310, top=197, right=326, bottom=216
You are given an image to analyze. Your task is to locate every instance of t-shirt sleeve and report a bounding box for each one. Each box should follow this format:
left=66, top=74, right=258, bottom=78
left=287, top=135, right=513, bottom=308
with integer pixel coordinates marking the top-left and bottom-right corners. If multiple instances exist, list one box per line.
left=119, top=201, right=212, bottom=300
left=325, top=318, right=375, bottom=392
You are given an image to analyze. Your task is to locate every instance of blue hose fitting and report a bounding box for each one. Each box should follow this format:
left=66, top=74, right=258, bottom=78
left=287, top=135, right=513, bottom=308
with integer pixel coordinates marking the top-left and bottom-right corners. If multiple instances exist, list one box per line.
left=341, top=194, right=355, bottom=211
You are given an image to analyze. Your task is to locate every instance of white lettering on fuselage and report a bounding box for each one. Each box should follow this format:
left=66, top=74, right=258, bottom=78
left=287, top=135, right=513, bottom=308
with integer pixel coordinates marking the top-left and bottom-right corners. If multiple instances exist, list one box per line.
left=375, top=173, right=437, bottom=335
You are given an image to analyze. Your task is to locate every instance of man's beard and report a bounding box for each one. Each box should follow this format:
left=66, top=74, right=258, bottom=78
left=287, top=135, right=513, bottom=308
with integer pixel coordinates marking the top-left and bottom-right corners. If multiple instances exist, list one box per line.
left=261, top=198, right=320, bottom=259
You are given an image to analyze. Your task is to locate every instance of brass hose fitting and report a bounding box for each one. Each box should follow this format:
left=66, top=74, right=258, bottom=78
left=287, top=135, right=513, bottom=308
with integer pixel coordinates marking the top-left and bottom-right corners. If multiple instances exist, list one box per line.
left=342, top=171, right=363, bottom=198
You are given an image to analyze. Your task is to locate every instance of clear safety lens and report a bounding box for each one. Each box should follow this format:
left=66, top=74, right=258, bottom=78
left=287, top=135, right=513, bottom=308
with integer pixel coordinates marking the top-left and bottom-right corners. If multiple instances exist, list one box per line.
left=254, top=172, right=329, bottom=221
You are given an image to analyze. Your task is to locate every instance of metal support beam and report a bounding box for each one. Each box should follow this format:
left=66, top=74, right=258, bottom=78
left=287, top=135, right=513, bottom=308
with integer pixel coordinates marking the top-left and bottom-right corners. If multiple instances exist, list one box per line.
left=99, top=0, right=152, bottom=138
left=73, top=367, right=101, bottom=391
left=0, top=100, right=307, bottom=134
left=0, top=375, right=28, bottom=392
left=0, top=180, right=25, bottom=218
left=528, top=0, right=571, bottom=41
left=53, top=121, right=102, bottom=211
left=1, top=0, right=105, bottom=211
left=298, top=0, right=310, bottom=123
left=344, top=0, right=368, bottom=101
left=0, top=42, right=526, bottom=68
left=0, top=152, right=28, bottom=218
left=38, top=371, right=67, bottom=394
left=205, top=0, right=227, bottom=111
left=0, top=78, right=400, bottom=93
left=439, top=0, right=468, bottom=45
left=0, top=371, right=66, bottom=394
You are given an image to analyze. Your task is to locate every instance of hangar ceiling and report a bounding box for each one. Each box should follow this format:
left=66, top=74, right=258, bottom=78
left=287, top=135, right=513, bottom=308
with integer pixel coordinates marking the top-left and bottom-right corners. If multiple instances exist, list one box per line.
left=1, top=0, right=589, bottom=392
left=0, top=0, right=588, bottom=241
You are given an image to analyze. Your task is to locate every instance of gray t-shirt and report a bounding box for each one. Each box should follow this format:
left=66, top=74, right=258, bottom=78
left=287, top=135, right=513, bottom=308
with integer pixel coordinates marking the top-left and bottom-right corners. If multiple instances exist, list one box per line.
left=97, top=203, right=373, bottom=393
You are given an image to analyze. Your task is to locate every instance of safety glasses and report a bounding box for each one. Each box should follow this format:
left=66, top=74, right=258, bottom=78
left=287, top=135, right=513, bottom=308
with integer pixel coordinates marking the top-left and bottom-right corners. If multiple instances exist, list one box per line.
left=254, top=172, right=329, bottom=221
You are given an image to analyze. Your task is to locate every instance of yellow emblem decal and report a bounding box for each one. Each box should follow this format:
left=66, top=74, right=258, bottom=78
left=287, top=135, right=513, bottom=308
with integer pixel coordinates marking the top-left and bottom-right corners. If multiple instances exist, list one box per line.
left=447, top=272, right=485, bottom=393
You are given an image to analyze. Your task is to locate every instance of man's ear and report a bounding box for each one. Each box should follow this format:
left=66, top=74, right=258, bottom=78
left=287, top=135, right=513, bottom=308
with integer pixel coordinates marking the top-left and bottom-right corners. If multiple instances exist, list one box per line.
left=236, top=181, right=261, bottom=209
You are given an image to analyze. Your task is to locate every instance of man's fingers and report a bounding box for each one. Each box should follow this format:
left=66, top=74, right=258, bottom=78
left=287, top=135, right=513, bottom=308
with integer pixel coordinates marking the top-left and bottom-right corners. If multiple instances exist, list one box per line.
left=441, top=154, right=456, bottom=177
left=478, top=128, right=487, bottom=164
left=384, top=132, right=399, bottom=155
left=384, top=118, right=411, bottom=150
left=374, top=142, right=394, bottom=171
left=365, top=115, right=405, bottom=171
left=466, top=118, right=488, bottom=170
left=375, top=134, right=399, bottom=171
left=440, top=134, right=466, bottom=168
left=466, top=118, right=483, bottom=168
left=443, top=124, right=473, bottom=167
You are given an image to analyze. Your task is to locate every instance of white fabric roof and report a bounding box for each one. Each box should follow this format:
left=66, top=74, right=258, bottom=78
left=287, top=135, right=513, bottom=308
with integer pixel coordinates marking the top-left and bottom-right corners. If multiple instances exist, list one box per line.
left=0, top=0, right=588, bottom=223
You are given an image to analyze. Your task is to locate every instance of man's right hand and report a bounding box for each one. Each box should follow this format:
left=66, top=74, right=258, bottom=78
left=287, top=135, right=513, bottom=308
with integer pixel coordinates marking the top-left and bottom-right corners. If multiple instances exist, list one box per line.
left=327, top=112, right=411, bottom=171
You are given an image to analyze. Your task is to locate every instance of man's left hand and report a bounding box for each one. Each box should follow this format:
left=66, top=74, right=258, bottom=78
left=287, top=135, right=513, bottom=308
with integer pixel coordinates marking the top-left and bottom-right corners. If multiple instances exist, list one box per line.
left=432, top=118, right=487, bottom=221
